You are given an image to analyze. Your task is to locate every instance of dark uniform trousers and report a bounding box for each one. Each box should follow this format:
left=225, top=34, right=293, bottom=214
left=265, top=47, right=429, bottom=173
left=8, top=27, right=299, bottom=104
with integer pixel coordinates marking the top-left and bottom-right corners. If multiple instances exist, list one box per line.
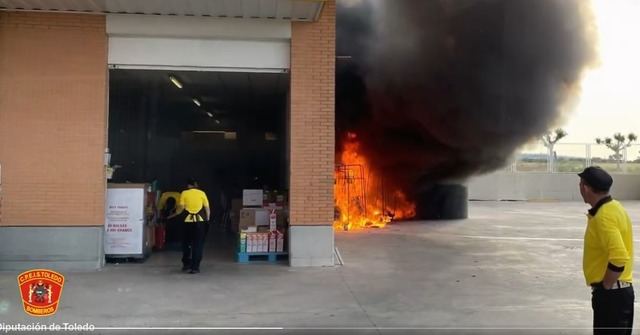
left=182, top=221, right=207, bottom=271
left=592, top=285, right=634, bottom=335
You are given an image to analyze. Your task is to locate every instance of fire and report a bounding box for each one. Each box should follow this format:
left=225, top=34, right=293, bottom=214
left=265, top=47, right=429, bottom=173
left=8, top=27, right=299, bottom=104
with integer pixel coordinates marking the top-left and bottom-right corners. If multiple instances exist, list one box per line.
left=334, top=132, right=415, bottom=230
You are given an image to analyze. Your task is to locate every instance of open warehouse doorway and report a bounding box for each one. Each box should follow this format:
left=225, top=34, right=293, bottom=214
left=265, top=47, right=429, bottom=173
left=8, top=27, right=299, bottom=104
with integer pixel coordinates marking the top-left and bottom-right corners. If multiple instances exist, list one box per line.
left=0, top=2, right=335, bottom=271
left=107, top=69, right=289, bottom=257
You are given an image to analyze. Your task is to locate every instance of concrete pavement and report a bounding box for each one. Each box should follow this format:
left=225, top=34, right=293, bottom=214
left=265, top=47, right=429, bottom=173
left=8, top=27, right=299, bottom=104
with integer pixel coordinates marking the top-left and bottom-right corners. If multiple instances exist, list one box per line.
left=1, top=201, right=640, bottom=334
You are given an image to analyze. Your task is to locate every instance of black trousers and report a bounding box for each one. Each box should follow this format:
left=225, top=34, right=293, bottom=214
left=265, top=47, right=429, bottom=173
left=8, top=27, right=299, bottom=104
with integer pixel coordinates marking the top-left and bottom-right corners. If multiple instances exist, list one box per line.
left=592, top=286, right=634, bottom=335
left=181, top=222, right=206, bottom=271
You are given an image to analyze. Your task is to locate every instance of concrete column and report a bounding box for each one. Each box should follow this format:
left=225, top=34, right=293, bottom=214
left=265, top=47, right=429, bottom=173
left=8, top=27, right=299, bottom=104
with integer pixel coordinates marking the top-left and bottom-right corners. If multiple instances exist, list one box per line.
left=289, top=1, right=336, bottom=267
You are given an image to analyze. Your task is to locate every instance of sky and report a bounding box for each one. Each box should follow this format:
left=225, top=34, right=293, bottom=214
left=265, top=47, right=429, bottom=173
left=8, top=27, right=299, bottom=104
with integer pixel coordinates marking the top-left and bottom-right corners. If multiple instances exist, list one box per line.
left=560, top=0, right=640, bottom=144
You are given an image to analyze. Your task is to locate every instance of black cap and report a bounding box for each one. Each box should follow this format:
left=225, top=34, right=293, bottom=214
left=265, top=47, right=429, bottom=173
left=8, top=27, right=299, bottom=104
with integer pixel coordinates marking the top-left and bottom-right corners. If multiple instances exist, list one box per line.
left=187, top=178, right=197, bottom=187
left=578, top=166, right=613, bottom=192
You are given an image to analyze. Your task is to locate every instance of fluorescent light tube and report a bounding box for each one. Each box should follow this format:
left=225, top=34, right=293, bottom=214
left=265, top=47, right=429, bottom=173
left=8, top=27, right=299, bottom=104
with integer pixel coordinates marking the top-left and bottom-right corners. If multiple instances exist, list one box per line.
left=169, top=75, right=182, bottom=89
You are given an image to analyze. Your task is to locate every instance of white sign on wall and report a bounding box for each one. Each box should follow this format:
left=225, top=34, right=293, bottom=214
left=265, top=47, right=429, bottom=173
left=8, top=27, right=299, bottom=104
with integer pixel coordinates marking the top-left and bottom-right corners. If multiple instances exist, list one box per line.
left=105, top=188, right=145, bottom=255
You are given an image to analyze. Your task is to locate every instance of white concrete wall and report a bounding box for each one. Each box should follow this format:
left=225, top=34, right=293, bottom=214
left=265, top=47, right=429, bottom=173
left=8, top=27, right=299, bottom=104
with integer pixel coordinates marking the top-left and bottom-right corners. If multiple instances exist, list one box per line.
left=289, top=226, right=334, bottom=267
left=107, top=14, right=292, bottom=40
left=468, top=172, right=640, bottom=201
left=0, top=227, right=104, bottom=271
left=108, top=36, right=290, bottom=72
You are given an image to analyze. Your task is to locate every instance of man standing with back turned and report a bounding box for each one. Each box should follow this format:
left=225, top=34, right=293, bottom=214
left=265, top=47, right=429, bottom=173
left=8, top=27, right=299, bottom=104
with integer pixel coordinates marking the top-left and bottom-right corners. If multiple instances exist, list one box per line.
left=169, top=178, right=210, bottom=274
left=579, top=166, right=634, bottom=334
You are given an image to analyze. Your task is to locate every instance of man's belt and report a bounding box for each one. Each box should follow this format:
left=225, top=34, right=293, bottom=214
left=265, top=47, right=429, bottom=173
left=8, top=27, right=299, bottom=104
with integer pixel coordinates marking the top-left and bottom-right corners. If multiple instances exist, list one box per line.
left=591, top=280, right=633, bottom=291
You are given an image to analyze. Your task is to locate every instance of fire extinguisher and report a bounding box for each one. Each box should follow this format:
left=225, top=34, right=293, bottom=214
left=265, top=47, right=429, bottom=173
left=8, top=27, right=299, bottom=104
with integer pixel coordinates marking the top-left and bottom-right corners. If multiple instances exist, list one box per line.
left=154, top=222, right=166, bottom=250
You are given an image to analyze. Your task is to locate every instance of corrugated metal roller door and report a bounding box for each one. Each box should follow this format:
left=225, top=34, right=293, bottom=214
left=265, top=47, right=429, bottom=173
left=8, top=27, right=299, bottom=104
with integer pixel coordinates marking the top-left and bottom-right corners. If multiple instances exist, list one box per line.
left=107, top=15, right=291, bottom=73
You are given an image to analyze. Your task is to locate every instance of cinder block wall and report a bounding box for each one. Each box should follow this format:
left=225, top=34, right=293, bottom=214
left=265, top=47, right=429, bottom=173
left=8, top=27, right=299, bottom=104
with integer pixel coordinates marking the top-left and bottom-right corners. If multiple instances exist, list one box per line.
left=289, top=1, right=336, bottom=227
left=0, top=12, right=107, bottom=226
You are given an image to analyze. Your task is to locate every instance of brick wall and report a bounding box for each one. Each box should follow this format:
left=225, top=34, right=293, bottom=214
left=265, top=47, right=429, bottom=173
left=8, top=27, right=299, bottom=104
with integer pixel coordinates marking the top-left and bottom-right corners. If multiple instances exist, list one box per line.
left=289, top=1, right=336, bottom=226
left=0, top=12, right=107, bottom=226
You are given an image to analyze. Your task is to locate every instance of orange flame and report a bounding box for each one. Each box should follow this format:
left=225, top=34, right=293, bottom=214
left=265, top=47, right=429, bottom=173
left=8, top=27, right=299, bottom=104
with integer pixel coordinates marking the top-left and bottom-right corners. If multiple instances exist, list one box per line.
left=334, top=132, right=415, bottom=231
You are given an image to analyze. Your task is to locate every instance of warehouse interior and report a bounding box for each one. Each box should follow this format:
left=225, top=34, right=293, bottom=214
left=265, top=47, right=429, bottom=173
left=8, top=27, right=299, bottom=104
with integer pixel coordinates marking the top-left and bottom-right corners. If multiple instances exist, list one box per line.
left=107, top=69, right=289, bottom=248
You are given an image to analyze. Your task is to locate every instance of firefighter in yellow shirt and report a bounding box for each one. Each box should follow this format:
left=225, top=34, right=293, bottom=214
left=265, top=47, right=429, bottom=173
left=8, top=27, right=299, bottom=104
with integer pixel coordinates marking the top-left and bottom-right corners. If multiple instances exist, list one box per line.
left=579, top=166, right=634, bottom=334
left=168, top=179, right=210, bottom=274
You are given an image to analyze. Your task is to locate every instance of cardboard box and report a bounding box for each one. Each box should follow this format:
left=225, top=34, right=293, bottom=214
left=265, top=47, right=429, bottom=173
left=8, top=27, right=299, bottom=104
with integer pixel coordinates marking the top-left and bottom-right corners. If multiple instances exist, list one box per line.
left=263, top=208, right=288, bottom=228
left=244, top=232, right=276, bottom=253
left=276, top=231, right=284, bottom=252
left=258, top=233, right=264, bottom=252
left=239, top=210, right=254, bottom=231
left=269, top=232, right=277, bottom=252
left=252, top=234, right=258, bottom=253
left=239, top=208, right=269, bottom=231
left=242, top=189, right=263, bottom=207
left=262, top=233, right=269, bottom=252
left=253, top=233, right=260, bottom=252
left=243, top=226, right=257, bottom=233
left=255, top=209, right=269, bottom=226
left=263, top=190, right=287, bottom=207
left=248, top=234, right=258, bottom=252
left=249, top=234, right=257, bottom=253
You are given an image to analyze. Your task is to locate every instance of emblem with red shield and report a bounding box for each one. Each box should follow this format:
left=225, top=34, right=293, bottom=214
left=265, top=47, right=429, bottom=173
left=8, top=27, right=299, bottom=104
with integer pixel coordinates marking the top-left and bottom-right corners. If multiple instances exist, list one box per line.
left=17, top=269, right=65, bottom=316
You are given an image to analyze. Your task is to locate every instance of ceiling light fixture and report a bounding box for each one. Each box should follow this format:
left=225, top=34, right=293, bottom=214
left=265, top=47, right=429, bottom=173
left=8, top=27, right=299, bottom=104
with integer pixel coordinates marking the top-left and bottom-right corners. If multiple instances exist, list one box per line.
left=206, top=112, right=213, bottom=118
left=192, top=98, right=201, bottom=107
left=169, top=75, right=183, bottom=89
left=215, top=119, right=221, bottom=124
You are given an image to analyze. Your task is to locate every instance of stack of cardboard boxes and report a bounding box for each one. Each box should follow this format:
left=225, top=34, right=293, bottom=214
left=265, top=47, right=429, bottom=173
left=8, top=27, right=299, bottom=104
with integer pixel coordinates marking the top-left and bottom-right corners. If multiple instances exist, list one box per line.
left=239, top=231, right=284, bottom=253
left=236, top=189, right=287, bottom=254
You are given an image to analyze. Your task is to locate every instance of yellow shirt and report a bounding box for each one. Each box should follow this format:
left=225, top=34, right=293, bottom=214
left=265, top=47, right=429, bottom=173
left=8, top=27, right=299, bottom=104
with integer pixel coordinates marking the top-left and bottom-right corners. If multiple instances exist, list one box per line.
left=179, top=189, right=210, bottom=222
left=583, top=199, right=634, bottom=285
left=158, top=192, right=181, bottom=211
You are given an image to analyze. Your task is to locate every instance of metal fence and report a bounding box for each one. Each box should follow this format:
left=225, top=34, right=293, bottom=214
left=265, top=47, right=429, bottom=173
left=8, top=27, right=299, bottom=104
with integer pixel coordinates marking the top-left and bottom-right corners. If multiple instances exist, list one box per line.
left=506, top=143, right=640, bottom=174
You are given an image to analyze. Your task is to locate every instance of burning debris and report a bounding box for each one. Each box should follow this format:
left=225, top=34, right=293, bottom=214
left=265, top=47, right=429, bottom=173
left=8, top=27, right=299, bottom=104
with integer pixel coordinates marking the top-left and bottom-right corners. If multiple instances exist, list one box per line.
left=336, top=0, right=597, bottom=222
left=334, top=133, right=415, bottom=230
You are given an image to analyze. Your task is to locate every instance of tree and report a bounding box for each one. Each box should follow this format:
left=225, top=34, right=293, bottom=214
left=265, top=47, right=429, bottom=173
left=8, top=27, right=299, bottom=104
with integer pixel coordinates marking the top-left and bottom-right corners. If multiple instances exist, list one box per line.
left=595, top=133, right=637, bottom=170
left=541, top=128, right=567, bottom=172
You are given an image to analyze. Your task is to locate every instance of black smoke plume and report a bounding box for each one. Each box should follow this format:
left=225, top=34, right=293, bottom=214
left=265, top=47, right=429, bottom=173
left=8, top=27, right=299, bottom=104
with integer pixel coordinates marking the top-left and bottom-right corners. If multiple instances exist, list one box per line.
left=337, top=0, right=597, bottom=195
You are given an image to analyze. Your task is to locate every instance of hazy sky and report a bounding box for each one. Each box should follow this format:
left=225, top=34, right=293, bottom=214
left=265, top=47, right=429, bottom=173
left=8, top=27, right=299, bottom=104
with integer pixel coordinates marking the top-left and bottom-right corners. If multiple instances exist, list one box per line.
left=561, top=0, right=640, bottom=144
